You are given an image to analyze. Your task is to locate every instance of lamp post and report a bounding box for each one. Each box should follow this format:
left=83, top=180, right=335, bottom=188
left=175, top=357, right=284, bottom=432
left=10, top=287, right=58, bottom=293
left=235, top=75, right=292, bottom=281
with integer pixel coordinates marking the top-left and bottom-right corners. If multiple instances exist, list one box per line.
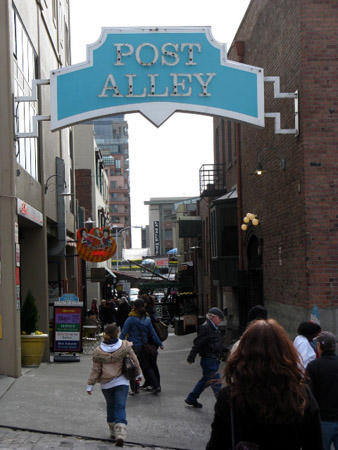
left=114, top=226, right=141, bottom=270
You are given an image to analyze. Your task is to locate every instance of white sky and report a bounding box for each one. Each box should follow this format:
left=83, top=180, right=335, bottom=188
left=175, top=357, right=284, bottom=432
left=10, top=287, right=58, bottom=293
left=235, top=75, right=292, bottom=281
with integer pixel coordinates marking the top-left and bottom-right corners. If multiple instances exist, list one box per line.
left=69, top=0, right=251, bottom=246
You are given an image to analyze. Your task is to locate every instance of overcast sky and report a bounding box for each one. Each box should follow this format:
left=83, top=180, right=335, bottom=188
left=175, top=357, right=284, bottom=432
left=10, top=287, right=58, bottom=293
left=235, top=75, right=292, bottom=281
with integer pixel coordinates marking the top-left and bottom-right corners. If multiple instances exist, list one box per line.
left=69, top=0, right=251, bottom=246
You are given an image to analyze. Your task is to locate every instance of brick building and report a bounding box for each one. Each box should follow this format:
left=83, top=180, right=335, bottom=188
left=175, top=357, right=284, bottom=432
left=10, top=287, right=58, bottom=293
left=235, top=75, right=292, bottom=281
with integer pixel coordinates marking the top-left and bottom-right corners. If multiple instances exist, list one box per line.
left=202, top=0, right=338, bottom=337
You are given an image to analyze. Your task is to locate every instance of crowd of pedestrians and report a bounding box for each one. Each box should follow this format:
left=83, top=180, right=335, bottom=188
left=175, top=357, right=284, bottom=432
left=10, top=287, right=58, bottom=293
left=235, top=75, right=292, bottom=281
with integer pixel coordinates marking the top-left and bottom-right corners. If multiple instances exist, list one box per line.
left=85, top=295, right=338, bottom=450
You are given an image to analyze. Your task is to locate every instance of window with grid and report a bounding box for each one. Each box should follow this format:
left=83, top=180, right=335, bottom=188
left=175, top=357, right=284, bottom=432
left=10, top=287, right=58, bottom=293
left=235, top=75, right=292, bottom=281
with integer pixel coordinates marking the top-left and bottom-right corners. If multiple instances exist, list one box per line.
left=13, top=7, right=39, bottom=180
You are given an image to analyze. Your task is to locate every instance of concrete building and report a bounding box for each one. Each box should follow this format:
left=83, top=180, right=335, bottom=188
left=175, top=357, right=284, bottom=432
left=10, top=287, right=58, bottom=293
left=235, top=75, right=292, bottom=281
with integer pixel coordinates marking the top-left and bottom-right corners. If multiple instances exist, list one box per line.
left=90, top=116, right=132, bottom=265
left=73, top=124, right=113, bottom=309
left=201, top=0, right=338, bottom=338
left=0, top=0, right=75, bottom=377
left=144, top=197, right=192, bottom=256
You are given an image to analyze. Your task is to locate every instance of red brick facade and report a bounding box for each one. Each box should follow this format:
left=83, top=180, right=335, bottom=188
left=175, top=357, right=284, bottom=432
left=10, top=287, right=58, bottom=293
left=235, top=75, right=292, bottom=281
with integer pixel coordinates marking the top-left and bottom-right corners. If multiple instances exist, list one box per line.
left=210, top=0, right=338, bottom=335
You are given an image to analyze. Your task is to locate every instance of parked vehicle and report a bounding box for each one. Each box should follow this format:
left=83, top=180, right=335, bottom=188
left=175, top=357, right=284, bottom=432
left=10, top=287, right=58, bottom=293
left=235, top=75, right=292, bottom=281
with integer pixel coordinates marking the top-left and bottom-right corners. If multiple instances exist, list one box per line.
left=129, top=288, right=139, bottom=302
left=153, top=291, right=165, bottom=304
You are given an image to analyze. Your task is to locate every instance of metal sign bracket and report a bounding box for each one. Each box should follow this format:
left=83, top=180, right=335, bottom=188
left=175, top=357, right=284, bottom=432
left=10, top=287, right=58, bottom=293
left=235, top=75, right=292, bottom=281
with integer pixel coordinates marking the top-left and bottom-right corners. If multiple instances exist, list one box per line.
left=264, top=77, right=299, bottom=136
left=14, top=79, right=50, bottom=138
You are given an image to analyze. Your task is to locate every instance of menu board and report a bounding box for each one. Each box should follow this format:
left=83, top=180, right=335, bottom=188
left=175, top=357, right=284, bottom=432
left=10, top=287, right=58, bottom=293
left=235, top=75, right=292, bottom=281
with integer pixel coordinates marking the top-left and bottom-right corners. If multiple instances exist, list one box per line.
left=54, top=304, right=82, bottom=352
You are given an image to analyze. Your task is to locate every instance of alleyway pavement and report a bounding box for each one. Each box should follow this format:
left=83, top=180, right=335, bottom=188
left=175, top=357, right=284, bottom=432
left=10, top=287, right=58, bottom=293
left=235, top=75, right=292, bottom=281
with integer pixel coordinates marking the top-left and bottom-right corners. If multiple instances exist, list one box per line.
left=0, top=329, right=224, bottom=449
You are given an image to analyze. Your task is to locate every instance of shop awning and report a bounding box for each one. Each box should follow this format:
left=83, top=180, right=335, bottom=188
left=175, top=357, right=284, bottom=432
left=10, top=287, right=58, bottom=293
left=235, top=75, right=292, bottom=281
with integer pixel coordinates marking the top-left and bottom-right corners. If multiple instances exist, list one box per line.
left=105, top=267, right=116, bottom=279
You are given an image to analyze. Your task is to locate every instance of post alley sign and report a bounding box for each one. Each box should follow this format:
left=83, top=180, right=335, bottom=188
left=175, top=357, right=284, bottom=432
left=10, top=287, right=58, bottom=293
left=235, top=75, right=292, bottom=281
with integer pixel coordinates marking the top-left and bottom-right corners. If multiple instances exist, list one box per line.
left=50, top=27, right=264, bottom=129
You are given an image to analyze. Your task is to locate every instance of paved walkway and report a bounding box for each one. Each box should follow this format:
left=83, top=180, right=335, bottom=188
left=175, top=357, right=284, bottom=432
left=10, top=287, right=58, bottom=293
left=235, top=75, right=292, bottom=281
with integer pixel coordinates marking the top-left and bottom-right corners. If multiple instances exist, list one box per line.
left=0, top=330, right=223, bottom=449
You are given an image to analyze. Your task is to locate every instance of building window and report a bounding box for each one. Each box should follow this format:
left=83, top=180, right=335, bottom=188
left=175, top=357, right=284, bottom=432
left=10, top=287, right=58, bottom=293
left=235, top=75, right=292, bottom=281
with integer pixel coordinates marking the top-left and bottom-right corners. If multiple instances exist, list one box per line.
left=110, top=180, right=117, bottom=189
left=164, top=229, right=172, bottom=240
left=115, top=159, right=121, bottom=169
left=13, top=8, right=39, bottom=180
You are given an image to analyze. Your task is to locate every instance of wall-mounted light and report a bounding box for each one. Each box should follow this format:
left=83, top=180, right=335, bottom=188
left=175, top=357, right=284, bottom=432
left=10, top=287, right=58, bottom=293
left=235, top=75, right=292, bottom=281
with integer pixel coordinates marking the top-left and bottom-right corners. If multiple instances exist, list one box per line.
left=253, top=147, right=286, bottom=176
left=44, top=174, right=67, bottom=194
left=241, top=212, right=259, bottom=230
left=84, top=217, right=96, bottom=226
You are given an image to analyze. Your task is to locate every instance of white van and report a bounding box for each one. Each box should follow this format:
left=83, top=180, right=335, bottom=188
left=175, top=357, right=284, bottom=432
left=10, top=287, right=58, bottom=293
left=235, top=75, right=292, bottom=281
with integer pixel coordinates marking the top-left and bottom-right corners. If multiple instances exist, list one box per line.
left=129, top=288, right=139, bottom=302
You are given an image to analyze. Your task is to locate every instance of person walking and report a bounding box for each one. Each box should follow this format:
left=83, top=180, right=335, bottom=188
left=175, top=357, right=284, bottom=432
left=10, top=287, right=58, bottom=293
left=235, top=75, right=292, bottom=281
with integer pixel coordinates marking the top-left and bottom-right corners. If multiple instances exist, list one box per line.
left=206, top=319, right=323, bottom=450
left=293, top=321, right=322, bottom=369
left=86, top=324, right=141, bottom=447
left=120, top=299, right=163, bottom=395
left=116, top=296, right=131, bottom=330
left=306, top=331, right=338, bottom=450
left=99, top=299, right=115, bottom=332
left=230, top=304, right=268, bottom=354
left=185, top=307, right=227, bottom=408
left=140, top=294, right=162, bottom=391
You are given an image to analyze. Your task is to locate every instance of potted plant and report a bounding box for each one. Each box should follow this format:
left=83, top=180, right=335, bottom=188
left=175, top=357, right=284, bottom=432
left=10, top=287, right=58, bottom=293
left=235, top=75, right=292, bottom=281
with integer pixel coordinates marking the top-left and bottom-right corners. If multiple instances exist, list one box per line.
left=20, top=290, right=48, bottom=367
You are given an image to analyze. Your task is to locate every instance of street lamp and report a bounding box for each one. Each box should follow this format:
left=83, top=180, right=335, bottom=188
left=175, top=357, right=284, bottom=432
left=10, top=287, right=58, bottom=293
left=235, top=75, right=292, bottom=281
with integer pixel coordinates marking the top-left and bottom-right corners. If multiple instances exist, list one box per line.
left=114, top=225, right=141, bottom=270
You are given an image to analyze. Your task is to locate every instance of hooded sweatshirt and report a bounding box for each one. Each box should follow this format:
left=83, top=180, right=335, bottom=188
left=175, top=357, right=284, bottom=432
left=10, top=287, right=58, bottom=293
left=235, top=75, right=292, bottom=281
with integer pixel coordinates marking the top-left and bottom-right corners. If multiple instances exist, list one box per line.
left=87, top=339, right=141, bottom=391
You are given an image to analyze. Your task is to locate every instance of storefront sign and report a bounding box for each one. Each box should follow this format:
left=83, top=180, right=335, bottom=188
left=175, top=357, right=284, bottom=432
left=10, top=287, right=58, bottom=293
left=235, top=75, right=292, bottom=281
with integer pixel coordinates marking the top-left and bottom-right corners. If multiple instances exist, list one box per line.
left=154, top=221, right=160, bottom=256
left=77, top=227, right=117, bottom=262
left=17, top=199, right=43, bottom=226
left=54, top=304, right=83, bottom=352
left=51, top=27, right=264, bottom=130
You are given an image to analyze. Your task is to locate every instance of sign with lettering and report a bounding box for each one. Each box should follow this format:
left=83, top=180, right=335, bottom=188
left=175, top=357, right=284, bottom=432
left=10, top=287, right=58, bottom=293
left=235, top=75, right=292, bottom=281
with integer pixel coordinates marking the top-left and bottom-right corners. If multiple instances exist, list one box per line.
left=54, top=305, right=83, bottom=352
left=76, top=227, right=117, bottom=262
left=50, top=27, right=264, bottom=129
left=154, top=221, right=160, bottom=256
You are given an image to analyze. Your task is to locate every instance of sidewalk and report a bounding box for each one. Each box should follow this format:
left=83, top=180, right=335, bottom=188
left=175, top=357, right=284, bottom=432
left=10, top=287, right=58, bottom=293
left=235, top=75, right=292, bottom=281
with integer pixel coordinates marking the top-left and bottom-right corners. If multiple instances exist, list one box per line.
left=0, top=331, right=222, bottom=449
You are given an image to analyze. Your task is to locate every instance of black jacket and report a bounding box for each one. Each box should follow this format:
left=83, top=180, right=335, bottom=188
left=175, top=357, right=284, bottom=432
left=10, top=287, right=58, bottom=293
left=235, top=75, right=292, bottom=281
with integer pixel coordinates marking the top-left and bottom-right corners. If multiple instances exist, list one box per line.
left=206, top=385, right=323, bottom=450
left=187, top=319, right=225, bottom=363
left=306, top=351, right=338, bottom=421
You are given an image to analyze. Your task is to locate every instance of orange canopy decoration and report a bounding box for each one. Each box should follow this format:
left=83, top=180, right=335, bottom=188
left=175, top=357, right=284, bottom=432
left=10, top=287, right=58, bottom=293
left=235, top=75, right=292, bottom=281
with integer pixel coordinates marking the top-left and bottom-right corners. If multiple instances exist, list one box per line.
left=76, top=227, right=117, bottom=262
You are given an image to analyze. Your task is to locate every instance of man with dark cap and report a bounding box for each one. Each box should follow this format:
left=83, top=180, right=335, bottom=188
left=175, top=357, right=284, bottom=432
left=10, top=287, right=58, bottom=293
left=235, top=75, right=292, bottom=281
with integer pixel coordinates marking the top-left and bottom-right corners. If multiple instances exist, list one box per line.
left=185, top=307, right=227, bottom=408
left=306, top=331, right=338, bottom=450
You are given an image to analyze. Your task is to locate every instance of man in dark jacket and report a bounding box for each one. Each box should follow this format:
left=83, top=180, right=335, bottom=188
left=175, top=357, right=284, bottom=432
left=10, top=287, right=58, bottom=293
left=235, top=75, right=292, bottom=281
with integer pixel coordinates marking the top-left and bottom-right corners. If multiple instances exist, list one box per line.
left=306, top=331, right=338, bottom=450
left=185, top=307, right=227, bottom=408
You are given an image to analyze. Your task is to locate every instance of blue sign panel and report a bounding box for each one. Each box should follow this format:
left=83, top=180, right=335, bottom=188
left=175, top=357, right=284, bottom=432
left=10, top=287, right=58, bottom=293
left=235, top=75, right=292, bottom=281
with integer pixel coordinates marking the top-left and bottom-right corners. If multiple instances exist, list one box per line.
left=50, top=27, right=264, bottom=129
left=59, top=293, right=79, bottom=302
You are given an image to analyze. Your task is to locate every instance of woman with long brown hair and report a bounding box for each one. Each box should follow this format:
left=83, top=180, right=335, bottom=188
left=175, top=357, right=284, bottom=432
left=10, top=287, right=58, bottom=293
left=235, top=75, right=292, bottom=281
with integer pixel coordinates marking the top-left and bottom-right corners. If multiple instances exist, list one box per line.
left=206, top=319, right=323, bottom=450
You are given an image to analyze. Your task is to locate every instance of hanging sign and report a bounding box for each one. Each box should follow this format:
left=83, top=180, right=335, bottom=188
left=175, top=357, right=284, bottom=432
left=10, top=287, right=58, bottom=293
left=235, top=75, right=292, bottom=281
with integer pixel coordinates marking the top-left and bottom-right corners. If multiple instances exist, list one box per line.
left=50, top=27, right=264, bottom=130
left=76, top=227, right=117, bottom=262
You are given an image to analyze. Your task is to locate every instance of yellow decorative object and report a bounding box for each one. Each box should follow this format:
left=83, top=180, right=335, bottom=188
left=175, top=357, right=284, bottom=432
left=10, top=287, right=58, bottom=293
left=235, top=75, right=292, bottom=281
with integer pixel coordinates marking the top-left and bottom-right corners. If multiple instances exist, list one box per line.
left=21, top=334, right=48, bottom=367
left=252, top=218, right=259, bottom=226
left=243, top=217, right=250, bottom=223
left=241, top=224, right=248, bottom=231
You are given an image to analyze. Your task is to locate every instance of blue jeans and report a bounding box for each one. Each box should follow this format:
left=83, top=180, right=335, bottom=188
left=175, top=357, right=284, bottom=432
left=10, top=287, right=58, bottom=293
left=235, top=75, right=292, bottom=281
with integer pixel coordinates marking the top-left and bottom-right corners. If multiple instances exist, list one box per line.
left=186, top=357, right=222, bottom=402
left=101, top=384, right=129, bottom=425
left=321, top=421, right=338, bottom=450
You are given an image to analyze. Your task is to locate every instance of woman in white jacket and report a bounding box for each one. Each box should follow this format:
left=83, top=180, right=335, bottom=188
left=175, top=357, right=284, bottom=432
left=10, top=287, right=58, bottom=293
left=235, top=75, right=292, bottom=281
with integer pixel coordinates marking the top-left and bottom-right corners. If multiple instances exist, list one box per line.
left=293, top=321, right=321, bottom=369
left=87, top=324, right=141, bottom=447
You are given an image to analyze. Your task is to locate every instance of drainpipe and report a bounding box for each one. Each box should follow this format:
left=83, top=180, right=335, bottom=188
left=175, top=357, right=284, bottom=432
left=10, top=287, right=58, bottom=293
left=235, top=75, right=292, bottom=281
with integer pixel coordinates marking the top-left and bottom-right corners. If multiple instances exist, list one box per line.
left=234, top=41, right=245, bottom=271
left=48, top=157, right=66, bottom=257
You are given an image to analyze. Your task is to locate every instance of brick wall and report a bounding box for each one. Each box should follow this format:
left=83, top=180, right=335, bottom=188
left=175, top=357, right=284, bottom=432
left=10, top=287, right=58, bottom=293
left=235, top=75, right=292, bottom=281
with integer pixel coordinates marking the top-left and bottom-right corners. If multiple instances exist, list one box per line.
left=214, top=0, right=338, bottom=329
left=75, top=169, right=92, bottom=217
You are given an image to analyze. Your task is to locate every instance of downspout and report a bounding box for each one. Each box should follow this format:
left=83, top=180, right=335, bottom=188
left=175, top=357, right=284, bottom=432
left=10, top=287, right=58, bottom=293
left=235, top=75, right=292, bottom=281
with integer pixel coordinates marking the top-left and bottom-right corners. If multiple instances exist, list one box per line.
left=48, top=157, right=66, bottom=257
left=234, top=41, right=245, bottom=271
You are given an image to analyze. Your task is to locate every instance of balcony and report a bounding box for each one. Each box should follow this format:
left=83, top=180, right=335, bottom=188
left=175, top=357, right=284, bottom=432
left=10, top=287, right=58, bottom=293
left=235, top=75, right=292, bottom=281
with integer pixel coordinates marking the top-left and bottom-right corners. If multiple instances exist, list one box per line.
left=199, top=164, right=226, bottom=197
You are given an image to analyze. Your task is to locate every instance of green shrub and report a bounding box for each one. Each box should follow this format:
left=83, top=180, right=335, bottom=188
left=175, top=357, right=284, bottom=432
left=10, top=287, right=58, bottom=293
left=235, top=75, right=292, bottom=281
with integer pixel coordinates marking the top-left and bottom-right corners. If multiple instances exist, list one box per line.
left=21, top=290, right=39, bottom=334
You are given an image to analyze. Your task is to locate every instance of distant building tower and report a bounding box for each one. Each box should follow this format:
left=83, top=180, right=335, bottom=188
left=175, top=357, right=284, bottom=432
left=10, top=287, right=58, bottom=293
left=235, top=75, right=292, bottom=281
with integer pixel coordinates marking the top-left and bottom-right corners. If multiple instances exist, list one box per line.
left=91, top=116, right=131, bottom=249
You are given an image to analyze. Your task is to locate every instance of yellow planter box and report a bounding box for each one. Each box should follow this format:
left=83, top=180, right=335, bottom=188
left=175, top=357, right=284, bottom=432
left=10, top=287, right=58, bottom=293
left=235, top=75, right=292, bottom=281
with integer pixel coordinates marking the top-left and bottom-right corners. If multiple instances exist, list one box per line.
left=21, top=334, right=48, bottom=367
